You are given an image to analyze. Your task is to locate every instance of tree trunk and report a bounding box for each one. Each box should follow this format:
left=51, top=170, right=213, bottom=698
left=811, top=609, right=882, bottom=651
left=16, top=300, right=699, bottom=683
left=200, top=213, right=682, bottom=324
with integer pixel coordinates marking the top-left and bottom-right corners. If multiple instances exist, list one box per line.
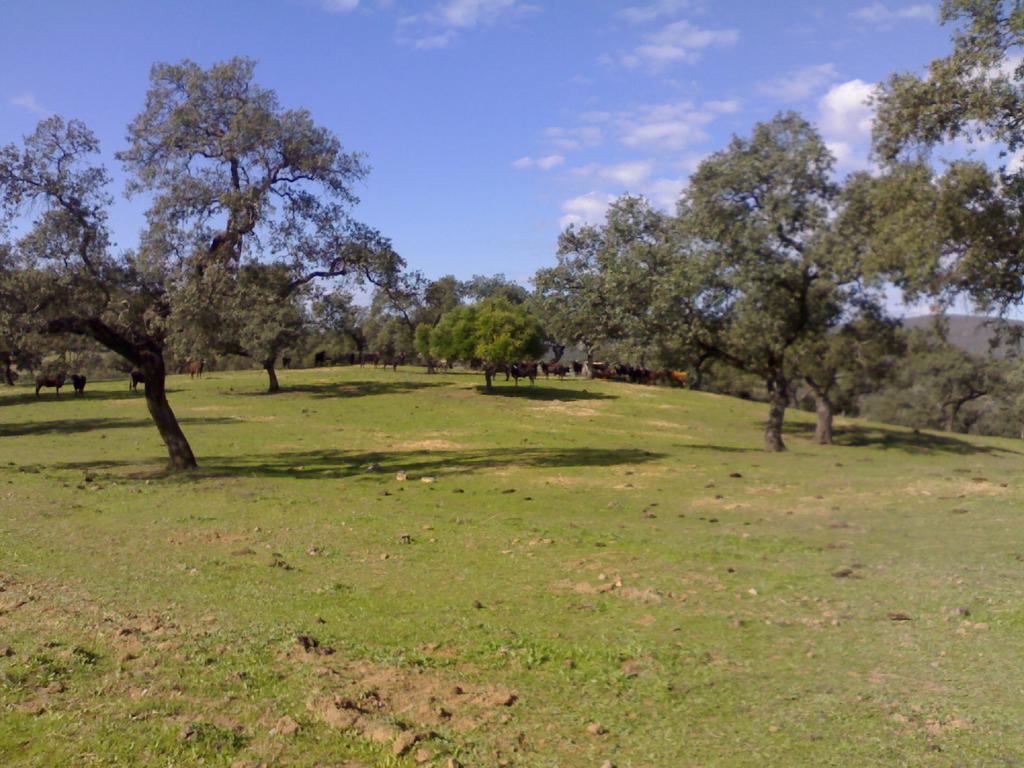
left=814, top=392, right=834, bottom=445
left=264, top=360, right=280, bottom=393
left=945, top=406, right=958, bottom=433
left=2, top=354, right=14, bottom=385
left=764, top=376, right=788, bottom=452
left=142, top=357, right=197, bottom=471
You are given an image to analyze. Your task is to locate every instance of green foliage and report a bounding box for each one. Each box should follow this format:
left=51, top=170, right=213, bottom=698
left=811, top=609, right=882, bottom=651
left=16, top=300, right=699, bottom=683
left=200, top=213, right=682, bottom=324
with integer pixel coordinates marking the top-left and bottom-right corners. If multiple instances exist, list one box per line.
left=862, top=320, right=1004, bottom=432
left=672, top=112, right=886, bottom=449
left=429, top=299, right=545, bottom=372
left=873, top=1, right=1024, bottom=311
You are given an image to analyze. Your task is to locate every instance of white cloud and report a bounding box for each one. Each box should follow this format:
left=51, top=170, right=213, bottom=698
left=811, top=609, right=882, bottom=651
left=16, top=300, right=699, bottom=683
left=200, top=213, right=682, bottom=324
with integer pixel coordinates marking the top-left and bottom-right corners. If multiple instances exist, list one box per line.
left=850, top=3, right=934, bottom=25
left=543, top=125, right=603, bottom=151
left=620, top=20, right=738, bottom=70
left=511, top=154, right=565, bottom=171
left=819, top=79, right=875, bottom=140
left=1007, top=149, right=1024, bottom=174
left=559, top=192, right=615, bottom=229
left=572, top=161, right=654, bottom=187
left=544, top=100, right=735, bottom=156
left=9, top=93, right=48, bottom=116
left=399, top=0, right=539, bottom=47
left=819, top=79, right=877, bottom=171
left=643, top=177, right=686, bottom=209
left=758, top=63, right=838, bottom=103
left=826, top=140, right=856, bottom=168
left=618, top=100, right=734, bottom=151
left=618, top=0, right=692, bottom=24
left=320, top=0, right=359, bottom=11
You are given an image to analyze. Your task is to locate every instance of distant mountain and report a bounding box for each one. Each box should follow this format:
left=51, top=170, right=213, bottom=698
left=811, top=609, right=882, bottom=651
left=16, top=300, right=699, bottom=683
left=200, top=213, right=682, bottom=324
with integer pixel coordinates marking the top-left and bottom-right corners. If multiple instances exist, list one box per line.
left=902, top=314, right=1024, bottom=357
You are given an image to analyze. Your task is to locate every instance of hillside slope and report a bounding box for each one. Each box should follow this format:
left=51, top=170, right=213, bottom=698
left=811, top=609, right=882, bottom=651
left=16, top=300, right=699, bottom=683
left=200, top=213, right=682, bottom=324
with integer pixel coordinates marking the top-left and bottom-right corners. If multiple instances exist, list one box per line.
left=2, top=367, right=1023, bottom=766
left=903, top=313, right=1024, bottom=356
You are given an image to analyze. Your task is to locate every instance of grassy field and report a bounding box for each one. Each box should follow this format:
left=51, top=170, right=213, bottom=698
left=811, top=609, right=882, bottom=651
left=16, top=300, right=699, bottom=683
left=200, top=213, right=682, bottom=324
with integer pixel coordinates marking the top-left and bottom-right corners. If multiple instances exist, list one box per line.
left=2, top=365, right=1023, bottom=767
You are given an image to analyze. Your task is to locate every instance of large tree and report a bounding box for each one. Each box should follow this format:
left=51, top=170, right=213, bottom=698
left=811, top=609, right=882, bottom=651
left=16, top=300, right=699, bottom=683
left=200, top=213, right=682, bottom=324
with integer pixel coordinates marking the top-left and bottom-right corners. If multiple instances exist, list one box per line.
left=674, top=113, right=867, bottom=451
left=0, top=58, right=392, bottom=469
left=533, top=200, right=652, bottom=370
left=873, top=0, right=1024, bottom=311
left=0, top=116, right=201, bottom=467
left=427, top=298, right=545, bottom=390
left=122, top=58, right=404, bottom=394
left=790, top=306, right=903, bottom=444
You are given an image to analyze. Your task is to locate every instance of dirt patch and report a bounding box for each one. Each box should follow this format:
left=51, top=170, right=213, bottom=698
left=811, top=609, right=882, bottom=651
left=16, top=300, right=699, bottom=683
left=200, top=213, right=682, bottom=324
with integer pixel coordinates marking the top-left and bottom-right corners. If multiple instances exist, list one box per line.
left=393, top=439, right=464, bottom=451
left=305, top=659, right=518, bottom=741
left=552, top=579, right=684, bottom=604
left=904, top=479, right=1010, bottom=498
left=528, top=402, right=602, bottom=418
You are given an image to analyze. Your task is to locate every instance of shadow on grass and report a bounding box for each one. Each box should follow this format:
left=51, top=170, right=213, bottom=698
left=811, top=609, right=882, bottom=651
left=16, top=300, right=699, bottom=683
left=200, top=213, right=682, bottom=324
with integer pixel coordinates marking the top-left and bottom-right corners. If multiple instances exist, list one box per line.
left=229, top=380, right=444, bottom=399
left=475, top=385, right=615, bottom=401
left=1, top=416, right=238, bottom=438
left=47, top=446, right=664, bottom=481
left=675, top=443, right=757, bottom=454
left=783, top=422, right=1020, bottom=455
left=0, top=389, right=179, bottom=407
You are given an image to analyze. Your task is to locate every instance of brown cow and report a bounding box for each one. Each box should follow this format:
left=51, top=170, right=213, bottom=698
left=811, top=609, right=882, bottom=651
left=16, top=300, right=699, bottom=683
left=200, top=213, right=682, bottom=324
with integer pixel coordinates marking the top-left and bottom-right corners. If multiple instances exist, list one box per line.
left=129, top=369, right=145, bottom=391
left=188, top=359, right=204, bottom=378
left=35, top=373, right=67, bottom=397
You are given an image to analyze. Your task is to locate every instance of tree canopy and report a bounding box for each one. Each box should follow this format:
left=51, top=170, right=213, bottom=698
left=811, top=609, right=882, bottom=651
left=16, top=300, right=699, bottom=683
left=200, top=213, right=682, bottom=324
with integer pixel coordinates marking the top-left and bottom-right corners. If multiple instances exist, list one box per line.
left=0, top=58, right=399, bottom=468
left=426, top=298, right=545, bottom=389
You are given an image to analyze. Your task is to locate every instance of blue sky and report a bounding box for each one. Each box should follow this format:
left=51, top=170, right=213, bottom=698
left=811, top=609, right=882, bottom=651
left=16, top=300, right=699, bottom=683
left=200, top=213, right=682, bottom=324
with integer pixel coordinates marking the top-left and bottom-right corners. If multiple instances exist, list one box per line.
left=0, top=0, right=955, bottom=286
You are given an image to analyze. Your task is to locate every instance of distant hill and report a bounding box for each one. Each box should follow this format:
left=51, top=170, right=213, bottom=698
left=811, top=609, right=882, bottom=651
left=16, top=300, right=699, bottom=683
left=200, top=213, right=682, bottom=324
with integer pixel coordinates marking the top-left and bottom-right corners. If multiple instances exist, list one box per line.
left=902, top=314, right=1024, bottom=357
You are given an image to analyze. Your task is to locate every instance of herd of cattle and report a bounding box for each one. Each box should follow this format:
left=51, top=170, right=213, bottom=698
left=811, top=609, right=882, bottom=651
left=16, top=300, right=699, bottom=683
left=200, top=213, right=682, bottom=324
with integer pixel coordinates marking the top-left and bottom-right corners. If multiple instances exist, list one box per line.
left=499, top=361, right=688, bottom=387
left=33, top=372, right=87, bottom=397
left=34, top=359, right=206, bottom=397
left=31, top=355, right=686, bottom=397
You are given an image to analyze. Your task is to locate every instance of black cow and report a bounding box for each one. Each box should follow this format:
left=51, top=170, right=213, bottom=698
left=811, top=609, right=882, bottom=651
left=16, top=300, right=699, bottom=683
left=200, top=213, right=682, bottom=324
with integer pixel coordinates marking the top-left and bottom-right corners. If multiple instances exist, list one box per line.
left=313, top=350, right=327, bottom=367
left=129, top=369, right=145, bottom=391
left=572, top=361, right=583, bottom=376
left=509, top=362, right=538, bottom=386
left=71, top=374, right=87, bottom=395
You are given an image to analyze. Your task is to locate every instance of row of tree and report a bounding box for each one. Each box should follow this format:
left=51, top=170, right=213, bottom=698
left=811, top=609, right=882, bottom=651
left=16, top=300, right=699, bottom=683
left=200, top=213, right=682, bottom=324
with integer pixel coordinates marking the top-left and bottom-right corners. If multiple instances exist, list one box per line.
left=4, top=1, right=1024, bottom=469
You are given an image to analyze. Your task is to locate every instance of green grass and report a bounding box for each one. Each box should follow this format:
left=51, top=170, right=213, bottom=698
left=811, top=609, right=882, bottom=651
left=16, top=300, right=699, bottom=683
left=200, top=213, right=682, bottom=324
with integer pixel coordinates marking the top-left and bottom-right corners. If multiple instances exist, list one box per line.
left=2, top=365, right=1024, bottom=766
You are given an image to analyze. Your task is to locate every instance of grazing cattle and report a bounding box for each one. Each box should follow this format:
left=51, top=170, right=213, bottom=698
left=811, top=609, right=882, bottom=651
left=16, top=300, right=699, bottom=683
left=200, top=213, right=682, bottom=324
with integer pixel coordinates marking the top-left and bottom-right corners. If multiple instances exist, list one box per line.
left=188, top=359, right=204, bottom=378
left=360, top=352, right=379, bottom=367
left=313, top=350, right=327, bottom=367
left=549, top=364, right=569, bottom=379
left=35, top=373, right=66, bottom=397
left=71, top=374, right=87, bottom=395
left=282, top=356, right=292, bottom=369
left=509, top=362, right=538, bottom=386
left=388, top=353, right=407, bottom=372
left=129, top=369, right=145, bottom=391
left=572, top=361, right=583, bottom=376
left=669, top=370, right=688, bottom=387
